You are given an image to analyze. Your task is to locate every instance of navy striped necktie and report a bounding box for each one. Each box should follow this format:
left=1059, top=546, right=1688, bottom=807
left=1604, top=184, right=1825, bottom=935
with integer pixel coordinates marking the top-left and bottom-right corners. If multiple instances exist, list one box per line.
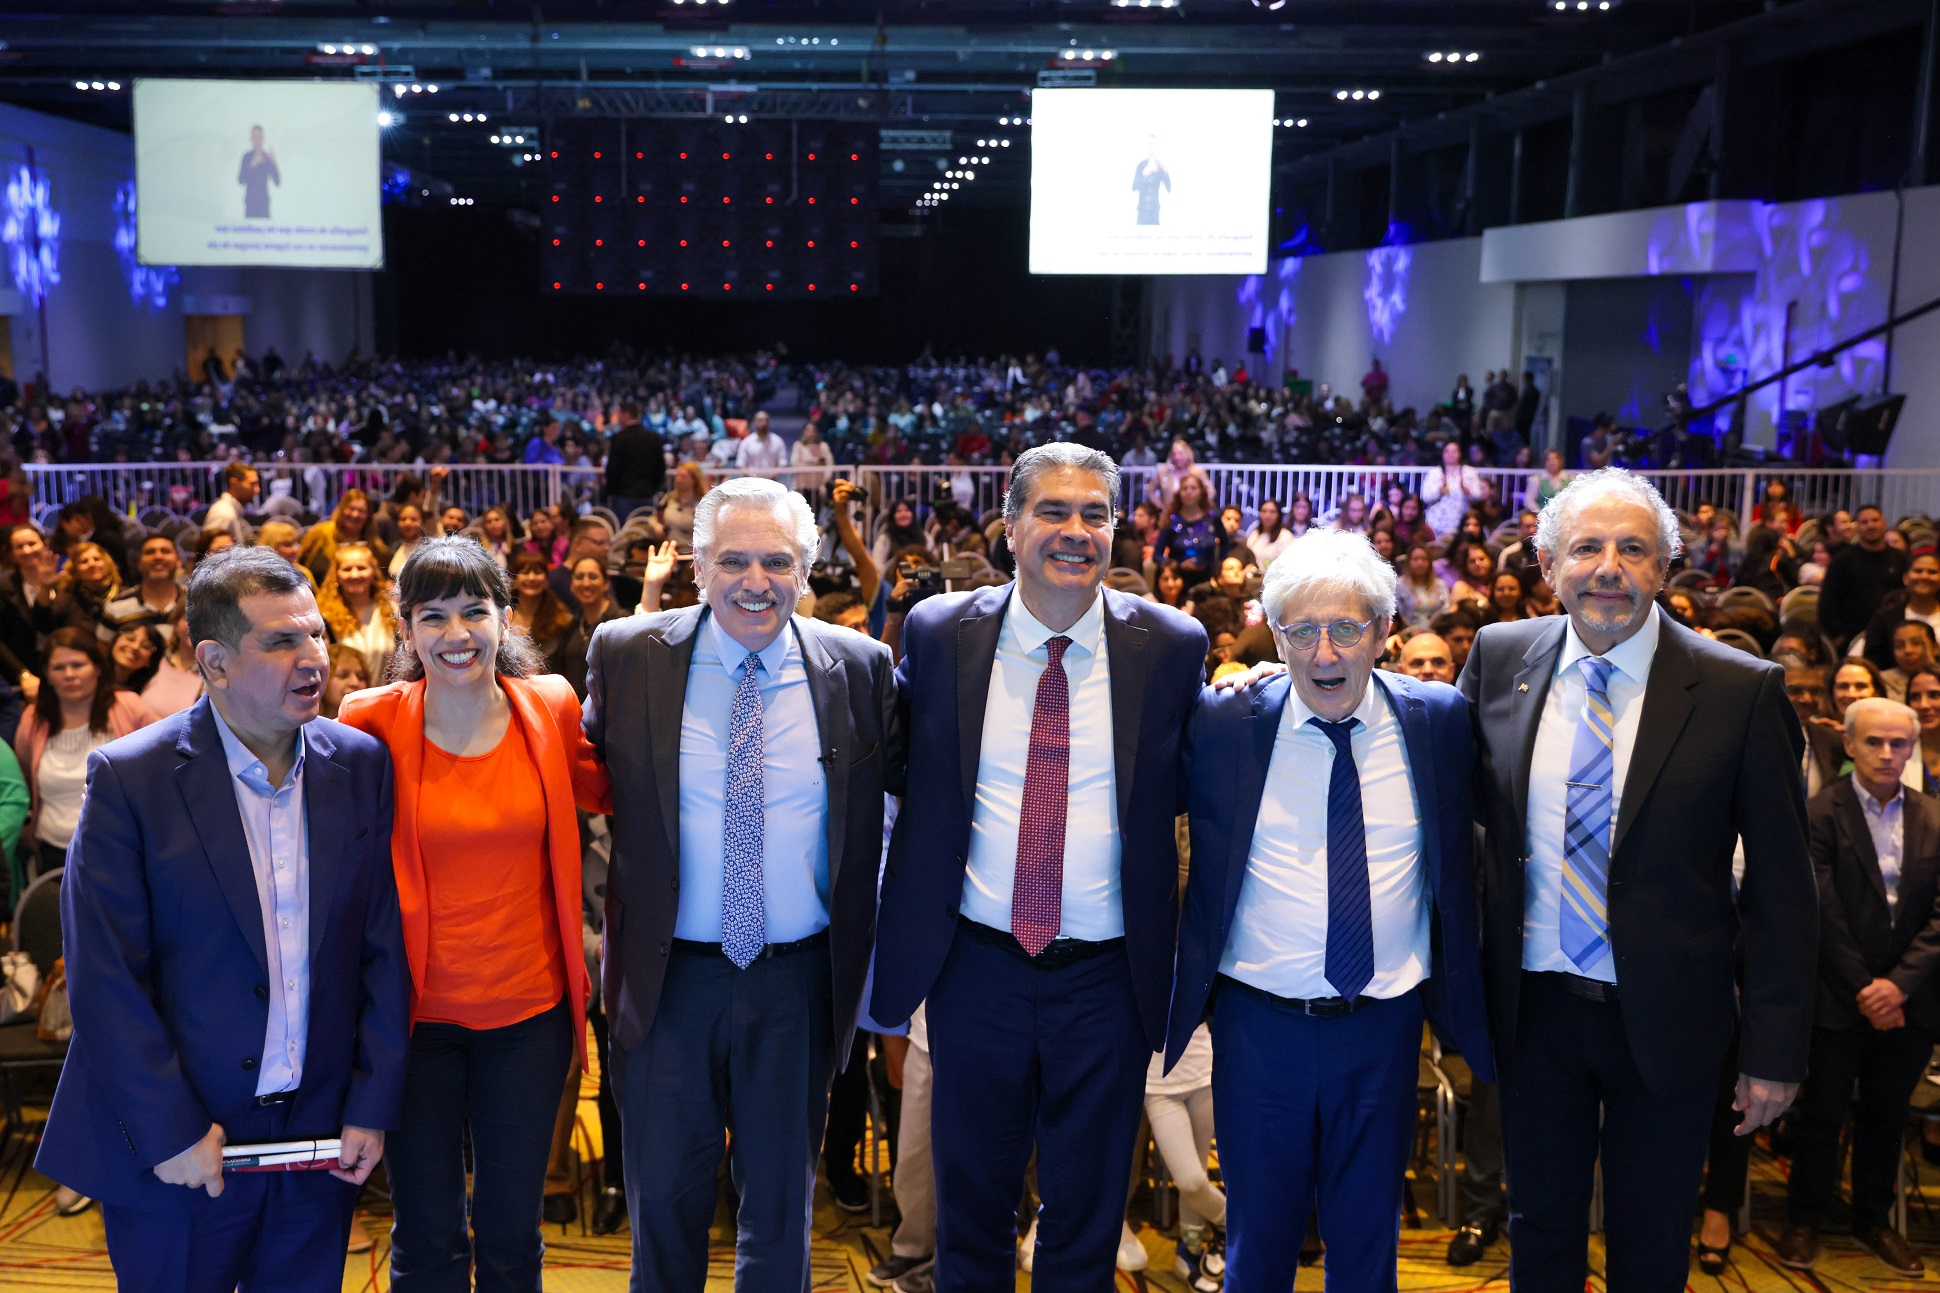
left=1309, top=716, right=1374, bottom=1001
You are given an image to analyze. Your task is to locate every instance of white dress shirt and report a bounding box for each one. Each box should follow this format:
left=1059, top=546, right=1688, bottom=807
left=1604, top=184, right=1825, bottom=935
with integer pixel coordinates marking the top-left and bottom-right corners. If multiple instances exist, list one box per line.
left=1524, top=610, right=1661, bottom=982
left=1219, top=679, right=1429, bottom=1000
left=1857, top=775, right=1906, bottom=913
left=675, top=613, right=831, bottom=943
left=735, top=431, right=789, bottom=472
left=211, top=704, right=311, bottom=1097
left=961, top=591, right=1123, bottom=941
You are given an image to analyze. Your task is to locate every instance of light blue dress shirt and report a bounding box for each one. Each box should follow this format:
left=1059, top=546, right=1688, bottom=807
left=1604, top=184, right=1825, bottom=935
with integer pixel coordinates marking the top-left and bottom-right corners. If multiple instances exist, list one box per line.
left=211, top=704, right=311, bottom=1097
left=675, top=613, right=830, bottom=943
left=1857, top=775, right=1906, bottom=913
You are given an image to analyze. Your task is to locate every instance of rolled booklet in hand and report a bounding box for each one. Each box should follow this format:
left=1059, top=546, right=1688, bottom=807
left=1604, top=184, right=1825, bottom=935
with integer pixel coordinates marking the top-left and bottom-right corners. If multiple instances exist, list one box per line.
left=221, top=1139, right=344, bottom=1173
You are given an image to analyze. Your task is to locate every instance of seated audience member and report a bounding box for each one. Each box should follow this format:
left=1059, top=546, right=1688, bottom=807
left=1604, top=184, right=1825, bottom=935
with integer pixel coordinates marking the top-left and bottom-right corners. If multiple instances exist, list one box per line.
left=1245, top=499, right=1298, bottom=571
left=1396, top=545, right=1450, bottom=629
left=1480, top=570, right=1529, bottom=625
left=509, top=549, right=575, bottom=655
left=139, top=605, right=204, bottom=719
left=298, top=488, right=387, bottom=587
left=523, top=508, right=568, bottom=569
left=547, top=518, right=614, bottom=604
left=59, top=542, right=122, bottom=637
left=1859, top=551, right=1940, bottom=672
left=1782, top=659, right=1845, bottom=798
left=321, top=644, right=372, bottom=720
left=1114, top=501, right=1163, bottom=574
left=1445, top=543, right=1499, bottom=612
left=16, top=627, right=157, bottom=876
left=1158, top=475, right=1224, bottom=581
left=388, top=504, right=431, bottom=578
left=1777, top=699, right=1940, bottom=1278
left=1496, top=511, right=1542, bottom=583
left=102, top=533, right=186, bottom=640
left=0, top=524, right=76, bottom=687
left=255, top=520, right=314, bottom=585
left=1909, top=666, right=1940, bottom=794
left=1398, top=632, right=1457, bottom=684
left=1429, top=605, right=1482, bottom=677
left=108, top=624, right=164, bottom=693
left=1662, top=588, right=1705, bottom=631
left=319, top=543, right=399, bottom=684
left=1733, top=525, right=1800, bottom=600
left=548, top=554, right=626, bottom=699
left=810, top=591, right=871, bottom=634
left=1820, top=506, right=1909, bottom=648
left=192, top=527, right=237, bottom=568
left=1833, top=658, right=1889, bottom=722
left=1154, top=561, right=1188, bottom=611
left=1880, top=620, right=1937, bottom=703
left=439, top=504, right=470, bottom=536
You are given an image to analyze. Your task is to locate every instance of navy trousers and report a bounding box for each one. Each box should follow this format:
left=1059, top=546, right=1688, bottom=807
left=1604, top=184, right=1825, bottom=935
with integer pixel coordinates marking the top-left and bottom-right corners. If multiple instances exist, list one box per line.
left=612, top=941, right=834, bottom=1293
left=1500, top=973, right=1715, bottom=1293
left=926, top=922, right=1150, bottom=1293
left=1209, top=978, right=1423, bottom=1293
left=100, top=1102, right=357, bottom=1293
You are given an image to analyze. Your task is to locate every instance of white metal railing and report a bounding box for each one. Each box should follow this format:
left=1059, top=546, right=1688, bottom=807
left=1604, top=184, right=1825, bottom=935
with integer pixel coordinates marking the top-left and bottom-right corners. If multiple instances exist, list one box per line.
left=21, top=460, right=1940, bottom=537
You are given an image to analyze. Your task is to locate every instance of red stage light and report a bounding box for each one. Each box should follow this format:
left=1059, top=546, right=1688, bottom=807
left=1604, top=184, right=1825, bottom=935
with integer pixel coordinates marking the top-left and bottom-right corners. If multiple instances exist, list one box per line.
left=679, top=152, right=688, bottom=160
left=765, top=197, right=773, bottom=204
left=765, top=153, right=773, bottom=160
left=850, top=153, right=859, bottom=161
left=594, top=195, right=602, bottom=203
left=595, top=282, right=604, bottom=290
left=679, top=239, right=688, bottom=246
left=552, top=239, right=560, bottom=246
left=550, top=151, right=558, bottom=159
left=595, top=239, right=603, bottom=246
left=850, top=284, right=858, bottom=292
left=765, top=240, right=773, bottom=247
left=636, top=196, right=644, bottom=204
left=681, top=282, right=690, bottom=290
left=723, top=283, right=731, bottom=291
left=808, top=153, right=816, bottom=160
left=850, top=240, right=858, bottom=248
left=808, top=197, right=816, bottom=204
left=637, top=282, right=645, bottom=290
left=637, top=239, right=646, bottom=246
left=552, top=282, right=561, bottom=289
left=850, top=198, right=858, bottom=205
left=551, top=195, right=559, bottom=202
left=765, top=283, right=773, bottom=291
left=722, top=152, right=730, bottom=160
left=721, top=239, right=730, bottom=247
left=680, top=196, right=688, bottom=203
left=635, top=152, right=643, bottom=159
left=807, top=240, right=815, bottom=248
left=593, top=151, right=602, bottom=159
left=722, top=196, right=731, bottom=204
left=808, top=283, right=817, bottom=291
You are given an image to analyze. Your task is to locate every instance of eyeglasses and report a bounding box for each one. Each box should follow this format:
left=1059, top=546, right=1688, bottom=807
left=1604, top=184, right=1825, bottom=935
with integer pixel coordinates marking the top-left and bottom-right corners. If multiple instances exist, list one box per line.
left=1276, top=618, right=1375, bottom=652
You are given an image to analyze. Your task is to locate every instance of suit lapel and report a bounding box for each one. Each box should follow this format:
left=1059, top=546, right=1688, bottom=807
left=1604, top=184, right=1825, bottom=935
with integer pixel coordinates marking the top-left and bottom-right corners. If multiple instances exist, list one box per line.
left=1836, top=781, right=1891, bottom=909
left=648, top=608, right=703, bottom=865
left=300, top=725, right=348, bottom=964
left=1102, top=591, right=1150, bottom=831
left=796, top=620, right=852, bottom=894
left=1225, top=677, right=1288, bottom=924
left=1508, top=618, right=1569, bottom=837
left=1379, top=672, right=1443, bottom=891
left=1611, top=613, right=1698, bottom=858
left=174, top=700, right=268, bottom=976
left=955, top=590, right=1006, bottom=819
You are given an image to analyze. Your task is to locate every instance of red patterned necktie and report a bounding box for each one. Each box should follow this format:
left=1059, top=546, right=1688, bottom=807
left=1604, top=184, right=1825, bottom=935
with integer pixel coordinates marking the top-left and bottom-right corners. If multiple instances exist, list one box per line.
left=1012, top=635, right=1072, bottom=956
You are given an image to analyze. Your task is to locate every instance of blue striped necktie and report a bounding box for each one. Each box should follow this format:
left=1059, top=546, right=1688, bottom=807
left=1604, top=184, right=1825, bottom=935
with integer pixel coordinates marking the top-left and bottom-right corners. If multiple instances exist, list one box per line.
left=1309, top=717, right=1374, bottom=1001
left=1561, top=656, right=1615, bottom=972
left=721, top=651, right=767, bottom=970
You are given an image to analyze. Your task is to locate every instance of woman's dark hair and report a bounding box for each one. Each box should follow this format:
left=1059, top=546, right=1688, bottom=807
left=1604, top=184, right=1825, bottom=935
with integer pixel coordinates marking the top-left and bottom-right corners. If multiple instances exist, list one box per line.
left=1832, top=655, right=1889, bottom=707
left=1153, top=559, right=1187, bottom=607
left=508, top=548, right=576, bottom=641
left=36, top=626, right=115, bottom=734
left=115, top=623, right=166, bottom=693
left=385, top=536, right=545, bottom=682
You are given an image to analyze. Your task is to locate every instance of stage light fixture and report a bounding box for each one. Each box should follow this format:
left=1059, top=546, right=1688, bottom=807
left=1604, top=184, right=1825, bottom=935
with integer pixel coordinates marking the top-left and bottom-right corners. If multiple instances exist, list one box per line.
left=377, top=110, right=399, bottom=128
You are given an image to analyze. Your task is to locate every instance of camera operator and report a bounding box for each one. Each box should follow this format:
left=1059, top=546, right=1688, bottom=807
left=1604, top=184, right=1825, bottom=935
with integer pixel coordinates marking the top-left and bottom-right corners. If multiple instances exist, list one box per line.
left=881, top=547, right=944, bottom=662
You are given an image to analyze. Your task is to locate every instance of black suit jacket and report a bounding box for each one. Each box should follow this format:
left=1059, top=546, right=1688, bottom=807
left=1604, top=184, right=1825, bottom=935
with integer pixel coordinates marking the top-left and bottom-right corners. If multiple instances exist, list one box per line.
left=605, top=423, right=667, bottom=501
left=581, top=607, right=899, bottom=1063
left=1458, top=607, right=1818, bottom=1089
left=1809, top=779, right=1940, bottom=1033
left=870, top=585, right=1207, bottom=1050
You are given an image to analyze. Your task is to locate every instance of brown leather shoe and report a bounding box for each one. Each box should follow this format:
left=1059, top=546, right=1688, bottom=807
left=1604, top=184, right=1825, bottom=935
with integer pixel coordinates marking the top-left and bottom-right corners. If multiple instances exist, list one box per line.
left=1858, top=1227, right=1925, bottom=1277
left=1773, top=1224, right=1819, bottom=1270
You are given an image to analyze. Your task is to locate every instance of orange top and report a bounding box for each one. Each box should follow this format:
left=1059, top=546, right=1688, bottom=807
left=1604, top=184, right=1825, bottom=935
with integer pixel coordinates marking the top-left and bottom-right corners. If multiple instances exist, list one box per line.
left=336, top=674, right=612, bottom=1067
left=416, top=722, right=566, bottom=1030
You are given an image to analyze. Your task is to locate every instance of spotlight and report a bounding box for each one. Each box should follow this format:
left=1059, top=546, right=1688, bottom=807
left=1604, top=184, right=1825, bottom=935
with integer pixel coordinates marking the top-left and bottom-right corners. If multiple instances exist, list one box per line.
left=1466, top=52, right=1481, bottom=61
left=393, top=83, right=407, bottom=97
left=377, top=110, right=398, bottom=127
left=411, top=84, right=423, bottom=93
left=1351, top=89, right=1364, bottom=100
left=1427, top=52, right=1442, bottom=61
left=426, top=84, right=438, bottom=93
left=1296, top=118, right=1308, bottom=127
left=1336, top=89, right=1348, bottom=100
left=361, top=45, right=376, bottom=55
left=1368, top=89, right=1381, bottom=99
left=1001, top=139, right=1010, bottom=147
left=448, top=113, right=459, bottom=122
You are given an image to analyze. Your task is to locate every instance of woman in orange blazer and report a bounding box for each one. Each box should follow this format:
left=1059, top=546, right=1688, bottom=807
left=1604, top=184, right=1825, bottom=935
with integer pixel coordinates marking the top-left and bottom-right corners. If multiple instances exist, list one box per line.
left=338, top=537, right=608, bottom=1293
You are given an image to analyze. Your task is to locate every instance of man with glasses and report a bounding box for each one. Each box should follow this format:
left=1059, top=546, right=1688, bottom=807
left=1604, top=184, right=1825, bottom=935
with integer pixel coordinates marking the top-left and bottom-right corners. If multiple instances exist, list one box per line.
left=1169, top=527, right=1492, bottom=1289
left=872, top=443, right=1207, bottom=1293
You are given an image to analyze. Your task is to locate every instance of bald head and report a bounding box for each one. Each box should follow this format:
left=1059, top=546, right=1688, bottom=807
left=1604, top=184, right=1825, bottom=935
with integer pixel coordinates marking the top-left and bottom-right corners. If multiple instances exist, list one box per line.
left=1399, top=633, right=1456, bottom=685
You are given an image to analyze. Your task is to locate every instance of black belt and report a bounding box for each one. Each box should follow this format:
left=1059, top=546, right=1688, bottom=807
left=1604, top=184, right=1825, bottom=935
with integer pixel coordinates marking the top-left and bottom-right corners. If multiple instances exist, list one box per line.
left=254, top=1089, right=298, bottom=1107
left=671, top=928, right=829, bottom=961
left=959, top=918, right=1125, bottom=970
left=1532, top=970, right=1621, bottom=1003
left=1219, top=975, right=1385, bottom=1019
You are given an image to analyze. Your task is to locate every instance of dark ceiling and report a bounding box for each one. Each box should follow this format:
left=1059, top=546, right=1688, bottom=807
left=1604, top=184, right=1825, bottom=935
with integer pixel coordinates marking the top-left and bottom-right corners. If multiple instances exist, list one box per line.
left=0, top=0, right=1914, bottom=213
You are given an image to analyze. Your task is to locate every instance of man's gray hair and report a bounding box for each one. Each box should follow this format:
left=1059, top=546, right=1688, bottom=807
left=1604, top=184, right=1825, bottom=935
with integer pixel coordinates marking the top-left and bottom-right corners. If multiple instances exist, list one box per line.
left=1260, top=528, right=1398, bottom=628
left=692, top=476, right=820, bottom=573
left=1003, top=443, right=1121, bottom=527
left=1534, top=467, right=1684, bottom=565
left=1844, top=695, right=1919, bottom=740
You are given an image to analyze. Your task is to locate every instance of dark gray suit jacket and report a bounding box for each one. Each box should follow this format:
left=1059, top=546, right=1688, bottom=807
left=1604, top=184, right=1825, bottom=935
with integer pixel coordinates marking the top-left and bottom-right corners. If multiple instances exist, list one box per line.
left=1458, top=606, right=1818, bottom=1090
left=581, top=606, right=900, bottom=1061
left=1810, top=778, right=1940, bottom=1033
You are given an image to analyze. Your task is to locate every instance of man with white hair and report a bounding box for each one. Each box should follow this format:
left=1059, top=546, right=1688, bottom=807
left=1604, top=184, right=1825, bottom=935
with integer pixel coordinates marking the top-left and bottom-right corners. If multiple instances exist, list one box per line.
left=581, top=476, right=900, bottom=1293
left=1458, top=467, right=1817, bottom=1291
left=1777, top=697, right=1940, bottom=1277
left=1169, top=527, right=1493, bottom=1289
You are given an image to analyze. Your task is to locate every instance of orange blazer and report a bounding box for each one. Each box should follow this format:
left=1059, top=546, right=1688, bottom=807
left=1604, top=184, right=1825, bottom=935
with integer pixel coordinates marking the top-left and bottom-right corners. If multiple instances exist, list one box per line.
left=338, top=673, right=611, bottom=1065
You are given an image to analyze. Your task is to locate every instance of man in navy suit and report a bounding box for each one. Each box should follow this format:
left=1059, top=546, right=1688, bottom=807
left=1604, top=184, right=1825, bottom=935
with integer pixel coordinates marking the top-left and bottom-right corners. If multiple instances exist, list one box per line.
left=872, top=443, right=1207, bottom=1293
left=36, top=548, right=409, bottom=1293
left=1170, top=527, right=1493, bottom=1291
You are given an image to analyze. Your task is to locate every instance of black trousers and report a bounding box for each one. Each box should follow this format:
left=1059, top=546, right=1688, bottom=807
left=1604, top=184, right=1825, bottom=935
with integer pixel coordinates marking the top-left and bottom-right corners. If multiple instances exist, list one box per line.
left=1700, top=1022, right=1752, bottom=1216
left=589, top=999, right=625, bottom=1191
left=387, top=996, right=576, bottom=1293
left=1500, top=973, right=1715, bottom=1293
left=1459, top=1078, right=1507, bottom=1229
left=824, top=1031, right=873, bottom=1191
left=1787, top=1021, right=1936, bottom=1233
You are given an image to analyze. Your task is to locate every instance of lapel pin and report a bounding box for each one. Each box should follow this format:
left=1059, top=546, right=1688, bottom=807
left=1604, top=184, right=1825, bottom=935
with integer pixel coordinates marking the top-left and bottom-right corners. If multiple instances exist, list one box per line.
left=1518, top=683, right=1529, bottom=692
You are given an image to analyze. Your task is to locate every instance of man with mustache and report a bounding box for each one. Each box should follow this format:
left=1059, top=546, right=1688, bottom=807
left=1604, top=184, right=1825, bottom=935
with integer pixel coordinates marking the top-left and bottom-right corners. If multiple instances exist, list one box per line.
left=1457, top=468, right=1817, bottom=1291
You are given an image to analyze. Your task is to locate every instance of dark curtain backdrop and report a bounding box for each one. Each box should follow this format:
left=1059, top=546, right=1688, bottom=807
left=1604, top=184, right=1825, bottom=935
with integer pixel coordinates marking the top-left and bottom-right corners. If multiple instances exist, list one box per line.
left=377, top=203, right=1118, bottom=365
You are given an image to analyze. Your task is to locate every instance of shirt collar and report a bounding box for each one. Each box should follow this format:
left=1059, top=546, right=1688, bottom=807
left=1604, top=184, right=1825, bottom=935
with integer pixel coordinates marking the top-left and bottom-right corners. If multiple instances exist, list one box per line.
left=701, top=607, right=797, bottom=681
left=1283, top=671, right=1388, bottom=733
left=1006, top=588, right=1105, bottom=659
left=209, top=701, right=306, bottom=797
left=1556, top=602, right=1662, bottom=686
left=1855, top=774, right=1904, bottom=818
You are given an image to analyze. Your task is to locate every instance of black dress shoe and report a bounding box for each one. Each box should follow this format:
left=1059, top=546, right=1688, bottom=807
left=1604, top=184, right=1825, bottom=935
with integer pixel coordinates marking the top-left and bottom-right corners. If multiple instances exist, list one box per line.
left=1446, top=1220, right=1498, bottom=1267
left=829, top=1174, right=871, bottom=1213
left=591, top=1187, right=628, bottom=1236
left=1858, top=1226, right=1925, bottom=1277
left=542, top=1192, right=578, bottom=1226
left=1773, top=1223, right=1818, bottom=1270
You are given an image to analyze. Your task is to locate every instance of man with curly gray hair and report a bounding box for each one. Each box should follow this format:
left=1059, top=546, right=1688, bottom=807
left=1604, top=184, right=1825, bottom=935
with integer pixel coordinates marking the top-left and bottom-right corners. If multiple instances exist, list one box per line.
left=1459, top=466, right=1817, bottom=1290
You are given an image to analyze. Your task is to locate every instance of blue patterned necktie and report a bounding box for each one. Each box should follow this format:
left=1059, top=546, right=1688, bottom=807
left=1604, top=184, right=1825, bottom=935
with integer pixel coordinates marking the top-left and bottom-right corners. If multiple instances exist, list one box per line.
left=721, top=651, right=767, bottom=970
left=1561, top=656, right=1615, bottom=972
left=1310, top=717, right=1374, bottom=1001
